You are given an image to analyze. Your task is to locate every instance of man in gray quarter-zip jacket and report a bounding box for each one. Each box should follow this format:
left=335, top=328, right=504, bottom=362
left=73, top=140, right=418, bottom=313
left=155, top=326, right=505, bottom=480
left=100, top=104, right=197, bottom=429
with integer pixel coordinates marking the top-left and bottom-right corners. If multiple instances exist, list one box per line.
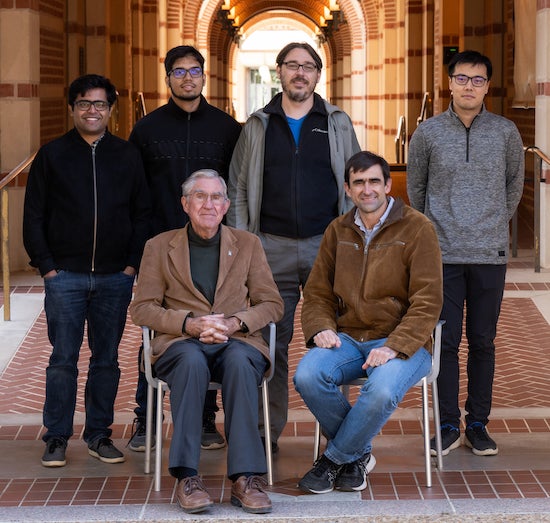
left=23, top=74, right=151, bottom=469
left=407, top=50, right=524, bottom=458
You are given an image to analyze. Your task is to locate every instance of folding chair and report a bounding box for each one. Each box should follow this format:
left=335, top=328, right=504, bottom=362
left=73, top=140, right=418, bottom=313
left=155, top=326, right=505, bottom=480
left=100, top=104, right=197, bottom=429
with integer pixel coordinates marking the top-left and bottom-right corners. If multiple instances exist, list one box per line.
left=313, top=320, right=445, bottom=487
left=142, top=322, right=277, bottom=491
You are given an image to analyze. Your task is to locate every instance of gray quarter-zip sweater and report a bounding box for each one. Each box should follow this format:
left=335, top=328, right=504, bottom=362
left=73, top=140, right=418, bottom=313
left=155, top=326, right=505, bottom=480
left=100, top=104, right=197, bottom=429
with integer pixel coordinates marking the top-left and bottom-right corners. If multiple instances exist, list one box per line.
left=407, top=103, right=524, bottom=265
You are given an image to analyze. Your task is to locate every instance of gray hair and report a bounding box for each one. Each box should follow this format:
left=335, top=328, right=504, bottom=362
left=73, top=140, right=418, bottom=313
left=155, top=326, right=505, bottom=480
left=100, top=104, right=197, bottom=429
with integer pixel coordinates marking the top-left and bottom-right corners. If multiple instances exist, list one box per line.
left=181, top=169, right=228, bottom=198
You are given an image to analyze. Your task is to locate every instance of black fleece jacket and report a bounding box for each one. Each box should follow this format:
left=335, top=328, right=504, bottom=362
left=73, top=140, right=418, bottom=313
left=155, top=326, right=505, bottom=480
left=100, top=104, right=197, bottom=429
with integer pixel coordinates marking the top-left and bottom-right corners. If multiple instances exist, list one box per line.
left=129, top=96, right=242, bottom=236
left=23, top=128, right=151, bottom=276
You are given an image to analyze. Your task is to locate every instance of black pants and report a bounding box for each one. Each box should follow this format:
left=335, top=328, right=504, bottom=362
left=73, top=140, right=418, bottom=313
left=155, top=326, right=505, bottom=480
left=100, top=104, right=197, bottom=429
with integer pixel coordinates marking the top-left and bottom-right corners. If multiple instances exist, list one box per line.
left=438, top=263, right=506, bottom=428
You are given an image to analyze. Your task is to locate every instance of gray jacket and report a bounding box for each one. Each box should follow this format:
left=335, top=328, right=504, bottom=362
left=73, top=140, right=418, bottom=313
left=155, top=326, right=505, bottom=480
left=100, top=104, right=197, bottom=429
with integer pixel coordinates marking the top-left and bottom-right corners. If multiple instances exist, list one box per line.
left=227, top=99, right=361, bottom=232
left=407, top=104, right=524, bottom=264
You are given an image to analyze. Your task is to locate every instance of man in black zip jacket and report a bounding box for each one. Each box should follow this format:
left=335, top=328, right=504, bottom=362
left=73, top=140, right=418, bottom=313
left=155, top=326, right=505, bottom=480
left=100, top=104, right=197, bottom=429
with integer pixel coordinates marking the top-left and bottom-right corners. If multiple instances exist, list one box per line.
left=23, top=74, right=151, bottom=468
left=128, top=45, right=242, bottom=452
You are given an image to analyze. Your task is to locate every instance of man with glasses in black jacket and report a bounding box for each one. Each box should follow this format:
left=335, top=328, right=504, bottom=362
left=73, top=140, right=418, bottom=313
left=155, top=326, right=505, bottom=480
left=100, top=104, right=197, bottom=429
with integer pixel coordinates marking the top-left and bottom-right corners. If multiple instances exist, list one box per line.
left=128, top=45, right=242, bottom=453
left=23, top=74, right=151, bottom=468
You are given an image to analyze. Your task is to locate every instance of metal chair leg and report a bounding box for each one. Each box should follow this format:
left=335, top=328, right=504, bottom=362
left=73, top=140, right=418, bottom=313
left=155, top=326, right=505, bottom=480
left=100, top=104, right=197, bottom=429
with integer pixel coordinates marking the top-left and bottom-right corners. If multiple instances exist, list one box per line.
left=154, top=384, right=163, bottom=491
left=262, top=382, right=273, bottom=485
left=313, top=420, right=321, bottom=462
left=432, top=381, right=443, bottom=471
left=144, top=382, right=153, bottom=474
left=421, top=377, right=432, bottom=487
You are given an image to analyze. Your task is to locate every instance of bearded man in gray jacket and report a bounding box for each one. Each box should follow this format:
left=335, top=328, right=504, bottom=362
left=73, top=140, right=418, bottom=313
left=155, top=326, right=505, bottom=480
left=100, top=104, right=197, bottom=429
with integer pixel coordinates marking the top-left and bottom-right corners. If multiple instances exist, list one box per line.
left=407, top=50, right=524, bottom=457
left=228, top=42, right=360, bottom=452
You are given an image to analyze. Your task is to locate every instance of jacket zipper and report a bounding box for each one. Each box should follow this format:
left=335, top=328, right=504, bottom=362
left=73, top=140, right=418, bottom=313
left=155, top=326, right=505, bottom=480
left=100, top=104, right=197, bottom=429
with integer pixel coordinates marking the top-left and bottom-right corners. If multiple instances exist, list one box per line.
left=294, top=145, right=299, bottom=236
left=91, top=142, right=99, bottom=272
left=186, top=113, right=191, bottom=177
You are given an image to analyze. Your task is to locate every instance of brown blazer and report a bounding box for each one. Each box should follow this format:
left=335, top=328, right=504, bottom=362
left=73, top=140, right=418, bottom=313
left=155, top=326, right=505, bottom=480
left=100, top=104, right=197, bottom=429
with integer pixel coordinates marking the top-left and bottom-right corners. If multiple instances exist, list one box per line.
left=130, top=224, right=283, bottom=366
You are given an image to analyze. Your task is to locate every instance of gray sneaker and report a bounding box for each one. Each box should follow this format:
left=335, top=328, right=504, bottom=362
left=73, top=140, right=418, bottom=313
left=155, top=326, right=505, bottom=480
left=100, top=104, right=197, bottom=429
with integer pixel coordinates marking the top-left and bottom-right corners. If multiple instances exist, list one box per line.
left=127, top=417, right=155, bottom=452
left=41, top=437, right=67, bottom=467
left=88, top=437, right=125, bottom=463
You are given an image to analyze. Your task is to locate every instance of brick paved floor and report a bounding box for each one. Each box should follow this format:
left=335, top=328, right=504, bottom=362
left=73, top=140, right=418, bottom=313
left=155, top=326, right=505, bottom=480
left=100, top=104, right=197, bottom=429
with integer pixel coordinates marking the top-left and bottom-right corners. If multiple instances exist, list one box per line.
left=2, top=256, right=550, bottom=513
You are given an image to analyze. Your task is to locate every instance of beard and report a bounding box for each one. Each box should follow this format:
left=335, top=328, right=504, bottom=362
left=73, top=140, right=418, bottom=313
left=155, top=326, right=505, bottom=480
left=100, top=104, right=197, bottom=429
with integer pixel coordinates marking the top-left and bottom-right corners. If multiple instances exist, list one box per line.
left=170, top=87, right=201, bottom=102
left=281, top=76, right=315, bottom=103
left=168, top=78, right=202, bottom=102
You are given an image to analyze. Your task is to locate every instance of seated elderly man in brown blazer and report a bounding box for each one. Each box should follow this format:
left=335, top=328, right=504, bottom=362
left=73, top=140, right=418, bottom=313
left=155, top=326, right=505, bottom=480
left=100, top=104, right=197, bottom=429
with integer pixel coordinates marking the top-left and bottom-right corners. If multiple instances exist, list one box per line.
left=130, top=169, right=283, bottom=515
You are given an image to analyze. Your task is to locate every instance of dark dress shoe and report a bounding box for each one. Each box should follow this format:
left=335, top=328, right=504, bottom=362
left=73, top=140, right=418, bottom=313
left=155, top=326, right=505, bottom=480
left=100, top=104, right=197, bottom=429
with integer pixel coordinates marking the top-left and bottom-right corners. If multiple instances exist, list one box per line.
left=175, top=476, right=213, bottom=513
left=230, top=475, right=272, bottom=514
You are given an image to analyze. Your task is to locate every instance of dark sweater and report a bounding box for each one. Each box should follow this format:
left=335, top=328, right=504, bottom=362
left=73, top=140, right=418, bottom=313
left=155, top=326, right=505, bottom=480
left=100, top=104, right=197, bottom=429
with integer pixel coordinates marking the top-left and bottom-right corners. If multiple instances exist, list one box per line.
left=129, top=96, right=242, bottom=236
left=188, top=225, right=220, bottom=304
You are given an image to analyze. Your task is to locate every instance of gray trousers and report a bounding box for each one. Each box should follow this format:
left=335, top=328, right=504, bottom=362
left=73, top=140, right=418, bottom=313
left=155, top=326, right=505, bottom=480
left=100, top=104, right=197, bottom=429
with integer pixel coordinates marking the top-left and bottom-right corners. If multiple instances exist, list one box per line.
left=154, top=338, right=268, bottom=478
left=259, top=233, right=323, bottom=442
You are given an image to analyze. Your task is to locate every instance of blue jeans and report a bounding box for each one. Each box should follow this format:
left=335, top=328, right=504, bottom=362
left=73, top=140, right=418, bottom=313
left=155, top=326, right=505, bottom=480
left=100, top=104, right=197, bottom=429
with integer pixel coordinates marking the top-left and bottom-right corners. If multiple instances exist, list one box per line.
left=42, top=270, right=134, bottom=444
left=294, top=334, right=431, bottom=464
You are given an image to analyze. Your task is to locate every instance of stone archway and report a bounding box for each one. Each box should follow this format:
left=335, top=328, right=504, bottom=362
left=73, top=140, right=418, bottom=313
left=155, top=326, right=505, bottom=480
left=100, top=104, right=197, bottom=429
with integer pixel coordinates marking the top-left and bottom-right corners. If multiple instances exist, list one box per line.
left=190, top=0, right=370, bottom=144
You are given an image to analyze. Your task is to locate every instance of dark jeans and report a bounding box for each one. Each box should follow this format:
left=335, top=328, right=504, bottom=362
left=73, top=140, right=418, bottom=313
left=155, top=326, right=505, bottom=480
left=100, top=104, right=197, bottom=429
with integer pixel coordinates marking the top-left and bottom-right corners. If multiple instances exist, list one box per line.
left=42, top=270, right=133, bottom=444
left=154, top=338, right=268, bottom=478
left=438, top=264, right=506, bottom=428
left=134, top=347, right=219, bottom=421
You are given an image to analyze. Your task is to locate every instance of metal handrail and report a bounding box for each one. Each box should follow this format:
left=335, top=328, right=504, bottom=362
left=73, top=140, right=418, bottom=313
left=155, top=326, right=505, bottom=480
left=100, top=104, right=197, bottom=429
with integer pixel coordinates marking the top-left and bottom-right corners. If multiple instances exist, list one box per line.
left=1, top=152, right=37, bottom=321
left=135, top=92, right=147, bottom=121
left=417, top=92, right=432, bottom=126
left=394, top=115, right=406, bottom=163
left=523, top=145, right=550, bottom=272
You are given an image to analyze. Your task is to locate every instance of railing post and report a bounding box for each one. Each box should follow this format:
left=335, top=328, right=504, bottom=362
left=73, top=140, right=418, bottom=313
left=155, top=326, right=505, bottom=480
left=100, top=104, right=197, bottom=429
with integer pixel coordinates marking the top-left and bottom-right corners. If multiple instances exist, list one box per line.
left=534, top=153, right=541, bottom=273
left=1, top=187, right=10, bottom=320
left=0, top=152, right=37, bottom=321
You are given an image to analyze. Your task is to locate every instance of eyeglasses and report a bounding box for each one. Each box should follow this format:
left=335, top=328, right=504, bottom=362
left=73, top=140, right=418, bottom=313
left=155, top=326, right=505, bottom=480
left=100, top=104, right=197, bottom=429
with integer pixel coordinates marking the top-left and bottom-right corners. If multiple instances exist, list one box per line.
left=450, top=74, right=488, bottom=87
left=168, top=67, right=203, bottom=79
left=74, top=100, right=110, bottom=111
left=187, top=191, right=227, bottom=205
left=281, top=61, right=318, bottom=73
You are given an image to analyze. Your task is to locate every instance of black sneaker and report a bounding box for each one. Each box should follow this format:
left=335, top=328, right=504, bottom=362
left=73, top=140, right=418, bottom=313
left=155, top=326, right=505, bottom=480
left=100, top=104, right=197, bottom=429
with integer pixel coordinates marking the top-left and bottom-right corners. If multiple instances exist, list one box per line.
left=335, top=453, right=376, bottom=491
left=298, top=454, right=342, bottom=494
left=88, top=437, right=125, bottom=463
left=201, top=412, right=225, bottom=450
left=127, top=417, right=155, bottom=452
left=465, top=422, right=498, bottom=456
left=430, top=424, right=461, bottom=456
left=41, top=437, right=67, bottom=467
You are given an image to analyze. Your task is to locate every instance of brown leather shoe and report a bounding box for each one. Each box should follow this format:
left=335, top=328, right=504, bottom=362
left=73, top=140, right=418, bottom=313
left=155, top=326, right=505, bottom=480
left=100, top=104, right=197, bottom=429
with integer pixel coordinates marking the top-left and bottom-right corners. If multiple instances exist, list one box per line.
left=230, top=475, right=272, bottom=514
left=175, top=476, right=213, bottom=514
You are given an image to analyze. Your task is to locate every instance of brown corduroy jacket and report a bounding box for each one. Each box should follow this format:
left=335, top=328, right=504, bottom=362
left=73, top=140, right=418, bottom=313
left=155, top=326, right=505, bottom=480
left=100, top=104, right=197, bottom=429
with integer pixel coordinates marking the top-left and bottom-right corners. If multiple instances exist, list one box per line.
left=301, top=198, right=443, bottom=357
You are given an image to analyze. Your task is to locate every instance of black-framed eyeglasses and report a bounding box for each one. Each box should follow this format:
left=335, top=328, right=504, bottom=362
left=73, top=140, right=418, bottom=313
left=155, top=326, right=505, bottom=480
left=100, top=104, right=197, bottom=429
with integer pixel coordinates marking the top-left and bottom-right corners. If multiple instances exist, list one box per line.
left=281, top=61, right=318, bottom=73
left=450, top=74, right=488, bottom=87
left=169, top=67, right=203, bottom=79
left=74, top=100, right=110, bottom=111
